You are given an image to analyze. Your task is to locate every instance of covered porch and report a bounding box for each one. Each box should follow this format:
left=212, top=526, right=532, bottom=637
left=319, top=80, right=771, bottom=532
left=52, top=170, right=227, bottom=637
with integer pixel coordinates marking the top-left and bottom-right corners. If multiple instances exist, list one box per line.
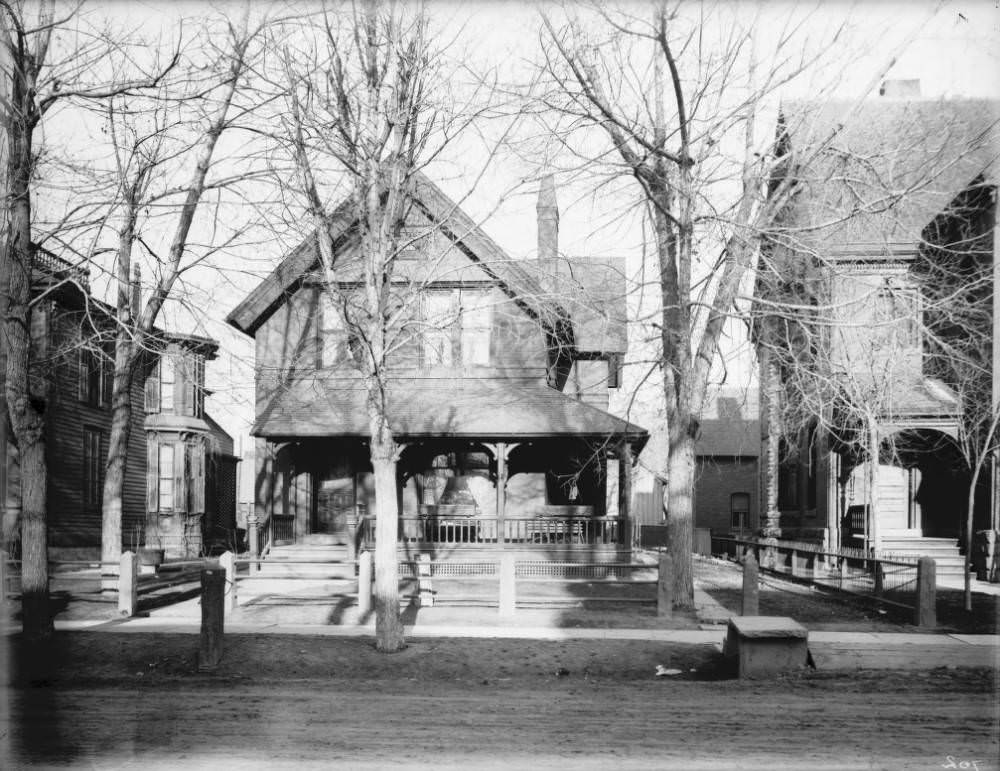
left=259, top=435, right=639, bottom=557
left=252, top=376, right=648, bottom=559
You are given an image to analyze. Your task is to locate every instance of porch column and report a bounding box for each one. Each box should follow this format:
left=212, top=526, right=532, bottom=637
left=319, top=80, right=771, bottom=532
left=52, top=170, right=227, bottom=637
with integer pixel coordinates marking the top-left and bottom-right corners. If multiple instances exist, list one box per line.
left=263, top=442, right=275, bottom=525
left=496, top=442, right=508, bottom=541
left=618, top=441, right=632, bottom=547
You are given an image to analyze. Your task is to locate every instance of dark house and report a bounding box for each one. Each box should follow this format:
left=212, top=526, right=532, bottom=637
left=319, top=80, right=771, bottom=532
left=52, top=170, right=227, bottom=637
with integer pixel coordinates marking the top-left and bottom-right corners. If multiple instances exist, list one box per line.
left=2, top=251, right=238, bottom=559
left=226, top=174, right=647, bottom=562
left=695, top=388, right=760, bottom=537
left=754, top=89, right=998, bottom=573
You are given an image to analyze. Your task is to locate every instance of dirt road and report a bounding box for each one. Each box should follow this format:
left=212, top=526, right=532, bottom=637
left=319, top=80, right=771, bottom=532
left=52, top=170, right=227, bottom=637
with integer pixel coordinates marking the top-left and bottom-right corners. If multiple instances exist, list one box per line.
left=5, top=675, right=996, bottom=770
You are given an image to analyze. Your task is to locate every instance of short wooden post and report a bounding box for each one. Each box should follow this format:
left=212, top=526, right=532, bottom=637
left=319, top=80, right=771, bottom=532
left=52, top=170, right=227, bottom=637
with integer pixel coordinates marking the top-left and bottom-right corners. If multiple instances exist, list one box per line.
left=742, top=551, right=759, bottom=616
left=417, top=554, right=433, bottom=607
left=357, top=551, right=373, bottom=616
left=117, top=551, right=138, bottom=617
left=916, top=556, right=937, bottom=628
left=790, top=549, right=800, bottom=577
left=873, top=561, right=884, bottom=598
left=219, top=551, right=237, bottom=614
left=812, top=553, right=824, bottom=580
left=246, top=513, right=259, bottom=573
left=657, top=552, right=673, bottom=618
left=0, top=553, right=6, bottom=603
left=498, top=553, right=516, bottom=617
left=198, top=567, right=226, bottom=672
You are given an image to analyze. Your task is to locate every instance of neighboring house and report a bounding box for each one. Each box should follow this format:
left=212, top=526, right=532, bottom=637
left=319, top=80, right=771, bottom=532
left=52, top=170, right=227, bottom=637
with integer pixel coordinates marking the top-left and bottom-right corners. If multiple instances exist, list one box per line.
left=226, top=174, right=648, bottom=561
left=1, top=250, right=238, bottom=559
left=695, top=388, right=760, bottom=537
left=754, top=85, right=999, bottom=572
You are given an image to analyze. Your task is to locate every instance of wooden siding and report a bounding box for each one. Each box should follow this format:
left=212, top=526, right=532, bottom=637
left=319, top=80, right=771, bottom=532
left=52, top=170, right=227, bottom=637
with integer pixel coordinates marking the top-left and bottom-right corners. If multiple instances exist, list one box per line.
left=45, top=316, right=147, bottom=548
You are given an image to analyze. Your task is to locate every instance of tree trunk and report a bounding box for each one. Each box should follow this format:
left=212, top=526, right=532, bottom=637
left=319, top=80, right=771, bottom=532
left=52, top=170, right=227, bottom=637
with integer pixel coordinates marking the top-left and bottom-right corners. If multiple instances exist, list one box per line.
left=14, top=415, right=50, bottom=641
left=370, top=436, right=404, bottom=652
left=100, top=339, right=137, bottom=589
left=666, top=427, right=695, bottom=609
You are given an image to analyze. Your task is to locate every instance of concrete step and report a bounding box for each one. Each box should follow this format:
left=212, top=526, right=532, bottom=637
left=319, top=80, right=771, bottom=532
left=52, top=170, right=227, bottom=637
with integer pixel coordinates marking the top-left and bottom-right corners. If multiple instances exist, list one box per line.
left=257, top=562, right=355, bottom=578
left=237, top=576, right=358, bottom=597
left=296, top=534, right=348, bottom=546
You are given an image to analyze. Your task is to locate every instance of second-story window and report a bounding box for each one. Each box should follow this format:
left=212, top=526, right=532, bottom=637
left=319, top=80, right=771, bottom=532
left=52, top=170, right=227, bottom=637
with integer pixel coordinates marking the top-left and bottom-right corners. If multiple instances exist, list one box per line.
left=79, top=343, right=113, bottom=407
left=460, top=293, right=491, bottom=366
left=422, top=290, right=458, bottom=368
left=160, top=355, right=175, bottom=412
left=420, top=289, right=491, bottom=369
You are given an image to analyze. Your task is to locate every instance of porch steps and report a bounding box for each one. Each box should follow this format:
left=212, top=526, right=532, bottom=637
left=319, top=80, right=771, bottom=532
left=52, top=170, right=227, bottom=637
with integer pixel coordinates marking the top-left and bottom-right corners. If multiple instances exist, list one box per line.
left=255, top=543, right=356, bottom=579
left=879, top=537, right=968, bottom=578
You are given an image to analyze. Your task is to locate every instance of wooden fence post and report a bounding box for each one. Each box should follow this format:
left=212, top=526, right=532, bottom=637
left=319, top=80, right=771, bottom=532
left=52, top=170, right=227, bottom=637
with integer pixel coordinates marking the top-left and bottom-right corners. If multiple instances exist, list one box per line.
left=357, top=551, right=373, bottom=616
left=916, top=557, right=937, bottom=629
left=742, top=551, right=759, bottom=616
left=198, top=567, right=226, bottom=672
left=247, top=512, right=259, bottom=573
left=219, top=551, right=237, bottom=614
left=0, top=552, right=6, bottom=603
left=499, top=553, right=516, bottom=617
left=417, top=554, right=433, bottom=607
left=874, top=561, right=884, bottom=598
left=657, top=552, right=673, bottom=618
left=117, top=551, right=138, bottom=617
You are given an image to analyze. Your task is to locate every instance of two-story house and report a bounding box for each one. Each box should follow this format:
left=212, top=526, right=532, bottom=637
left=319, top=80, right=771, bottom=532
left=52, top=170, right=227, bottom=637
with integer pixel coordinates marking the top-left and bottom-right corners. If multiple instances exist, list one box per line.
left=226, top=174, right=647, bottom=563
left=754, top=87, right=998, bottom=574
left=2, top=250, right=238, bottom=561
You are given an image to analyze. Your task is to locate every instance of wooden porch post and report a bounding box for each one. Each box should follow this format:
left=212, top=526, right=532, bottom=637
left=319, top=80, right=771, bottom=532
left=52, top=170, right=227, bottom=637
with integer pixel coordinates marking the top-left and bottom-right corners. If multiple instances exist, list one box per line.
left=496, top=441, right=508, bottom=543
left=619, top=441, right=632, bottom=547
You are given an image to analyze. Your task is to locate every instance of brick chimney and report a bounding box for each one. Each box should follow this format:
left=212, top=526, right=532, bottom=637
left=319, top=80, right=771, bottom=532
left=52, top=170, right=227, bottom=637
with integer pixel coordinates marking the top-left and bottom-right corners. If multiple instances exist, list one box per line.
left=537, top=174, right=559, bottom=286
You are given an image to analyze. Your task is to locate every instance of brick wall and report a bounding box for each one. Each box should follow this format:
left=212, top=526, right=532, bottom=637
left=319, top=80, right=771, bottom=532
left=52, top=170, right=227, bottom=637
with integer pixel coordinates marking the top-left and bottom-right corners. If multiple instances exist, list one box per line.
left=694, top=457, right=758, bottom=534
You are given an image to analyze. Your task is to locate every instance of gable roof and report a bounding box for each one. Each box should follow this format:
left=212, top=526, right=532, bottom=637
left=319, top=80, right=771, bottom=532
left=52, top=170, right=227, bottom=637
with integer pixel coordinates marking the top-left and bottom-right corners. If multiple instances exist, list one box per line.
left=226, top=173, right=569, bottom=337
left=253, top=374, right=648, bottom=448
left=775, top=98, right=1000, bottom=253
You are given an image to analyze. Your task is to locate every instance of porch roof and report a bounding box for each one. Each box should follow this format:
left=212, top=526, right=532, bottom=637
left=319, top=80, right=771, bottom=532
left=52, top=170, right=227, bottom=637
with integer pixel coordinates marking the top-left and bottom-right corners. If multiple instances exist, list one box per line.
left=253, top=375, right=648, bottom=448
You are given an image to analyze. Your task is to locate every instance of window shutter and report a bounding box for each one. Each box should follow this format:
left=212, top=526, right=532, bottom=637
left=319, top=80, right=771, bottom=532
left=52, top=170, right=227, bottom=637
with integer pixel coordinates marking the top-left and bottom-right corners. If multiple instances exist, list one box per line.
left=173, top=355, right=186, bottom=416
left=146, top=440, right=158, bottom=513
left=190, top=443, right=206, bottom=513
left=181, top=355, right=195, bottom=416
left=174, top=442, right=187, bottom=514
left=145, top=362, right=160, bottom=413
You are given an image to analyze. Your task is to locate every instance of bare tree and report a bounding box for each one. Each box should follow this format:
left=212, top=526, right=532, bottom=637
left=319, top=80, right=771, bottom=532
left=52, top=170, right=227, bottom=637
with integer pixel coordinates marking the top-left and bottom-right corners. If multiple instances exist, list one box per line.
left=0, top=0, right=176, bottom=640
left=275, top=0, right=453, bottom=652
left=97, top=7, right=266, bottom=589
left=535, top=2, right=833, bottom=607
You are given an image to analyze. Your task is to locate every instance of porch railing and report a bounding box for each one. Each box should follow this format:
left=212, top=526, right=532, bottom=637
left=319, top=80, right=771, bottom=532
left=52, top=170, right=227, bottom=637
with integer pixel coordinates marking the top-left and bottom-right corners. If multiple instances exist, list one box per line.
left=359, top=515, right=624, bottom=549
left=711, top=534, right=922, bottom=610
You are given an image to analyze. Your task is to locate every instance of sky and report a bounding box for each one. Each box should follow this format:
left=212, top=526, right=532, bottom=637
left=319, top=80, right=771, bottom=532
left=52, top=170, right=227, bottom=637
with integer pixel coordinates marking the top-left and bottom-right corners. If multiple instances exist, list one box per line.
left=22, top=0, right=1000, bottom=480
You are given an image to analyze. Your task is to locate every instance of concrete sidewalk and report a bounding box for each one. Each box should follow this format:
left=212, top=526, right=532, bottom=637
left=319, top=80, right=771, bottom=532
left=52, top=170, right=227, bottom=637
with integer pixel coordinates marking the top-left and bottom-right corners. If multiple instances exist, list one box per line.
left=27, top=614, right=999, bottom=671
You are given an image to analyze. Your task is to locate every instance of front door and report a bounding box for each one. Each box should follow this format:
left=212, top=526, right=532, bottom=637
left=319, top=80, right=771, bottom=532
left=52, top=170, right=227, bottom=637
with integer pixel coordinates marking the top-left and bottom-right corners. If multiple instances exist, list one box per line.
left=315, top=478, right=353, bottom=544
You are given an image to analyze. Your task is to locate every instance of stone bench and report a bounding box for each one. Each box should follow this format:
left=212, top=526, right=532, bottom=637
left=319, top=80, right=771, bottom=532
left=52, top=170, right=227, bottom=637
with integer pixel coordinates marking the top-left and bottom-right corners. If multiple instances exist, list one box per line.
left=723, top=616, right=809, bottom=678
